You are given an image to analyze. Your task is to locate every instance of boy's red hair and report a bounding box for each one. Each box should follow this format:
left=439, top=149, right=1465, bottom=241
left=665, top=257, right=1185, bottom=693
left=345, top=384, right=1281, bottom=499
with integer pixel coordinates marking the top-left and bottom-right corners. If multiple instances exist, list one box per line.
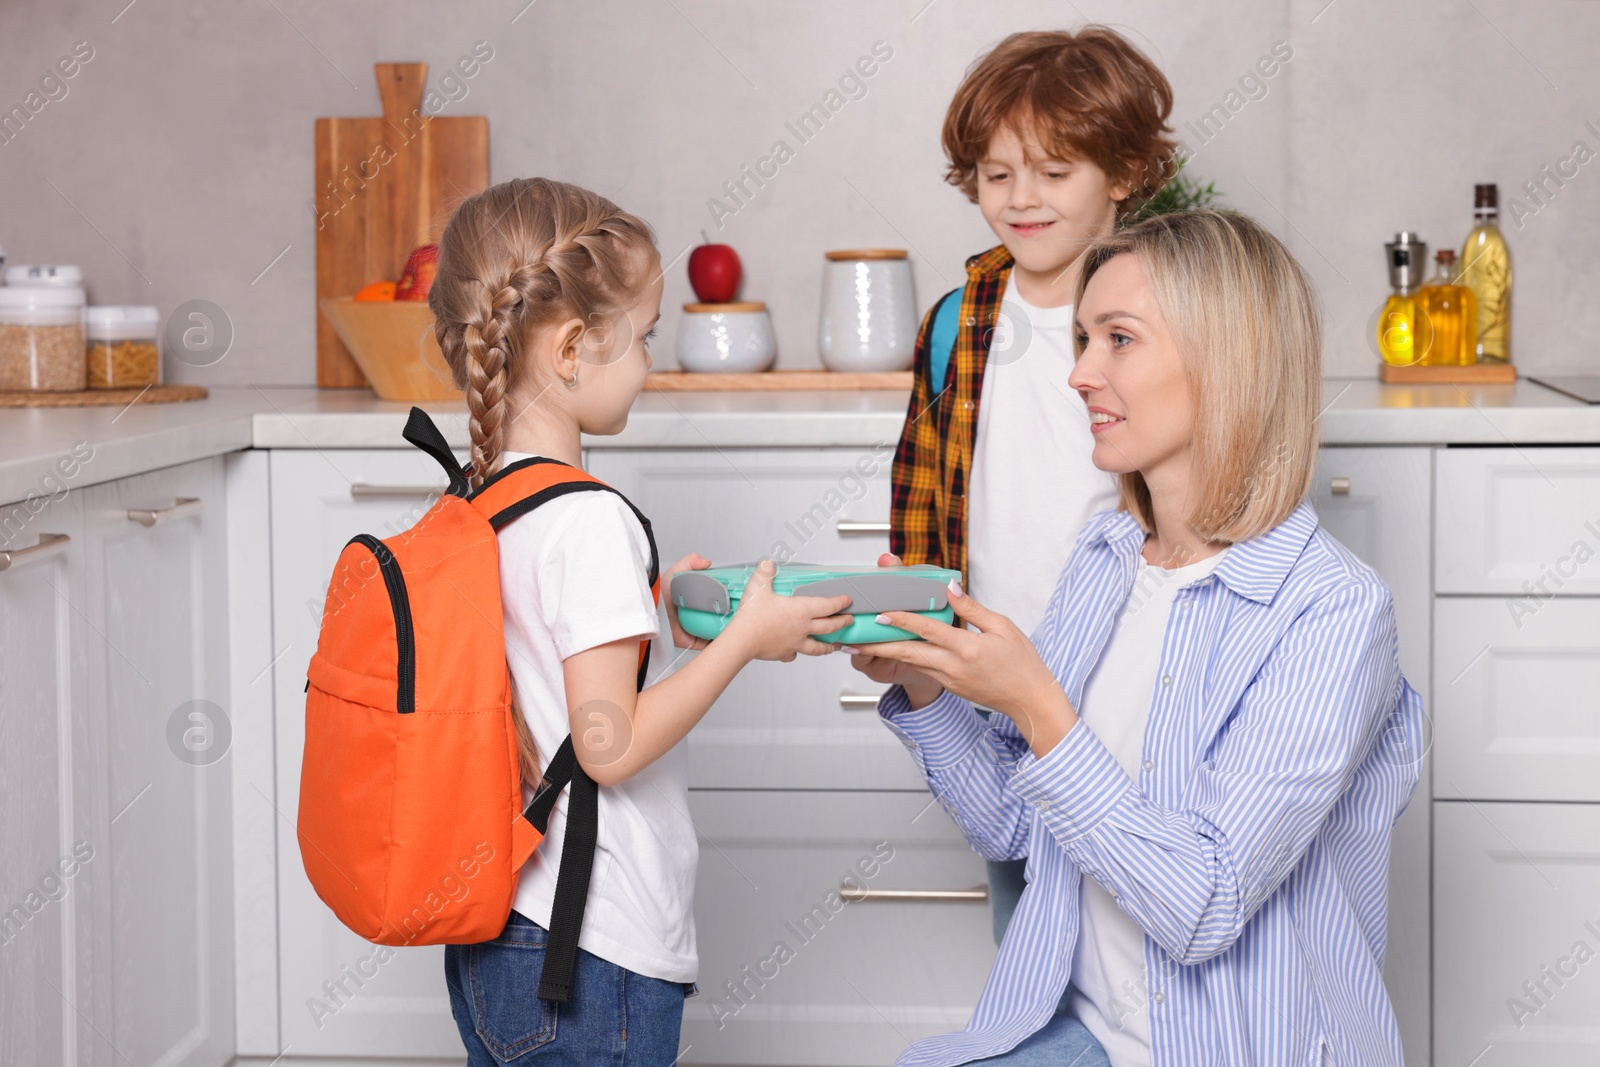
left=942, top=27, right=1177, bottom=214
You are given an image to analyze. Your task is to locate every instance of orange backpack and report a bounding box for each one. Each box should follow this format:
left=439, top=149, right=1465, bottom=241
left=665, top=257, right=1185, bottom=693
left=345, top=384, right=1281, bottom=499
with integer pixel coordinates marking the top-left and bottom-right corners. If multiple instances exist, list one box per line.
left=297, top=406, right=659, bottom=1003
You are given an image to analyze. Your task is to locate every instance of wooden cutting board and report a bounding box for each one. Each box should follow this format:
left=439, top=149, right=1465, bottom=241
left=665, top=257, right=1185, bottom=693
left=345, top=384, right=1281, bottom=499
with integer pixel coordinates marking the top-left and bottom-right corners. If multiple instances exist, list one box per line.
left=313, top=62, right=489, bottom=387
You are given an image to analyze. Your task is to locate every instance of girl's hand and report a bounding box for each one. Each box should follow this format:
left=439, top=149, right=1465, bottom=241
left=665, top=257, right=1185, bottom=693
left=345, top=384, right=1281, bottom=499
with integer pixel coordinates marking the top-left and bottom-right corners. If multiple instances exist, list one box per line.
left=725, top=559, right=854, bottom=662
left=662, top=551, right=714, bottom=650
left=849, top=579, right=1077, bottom=751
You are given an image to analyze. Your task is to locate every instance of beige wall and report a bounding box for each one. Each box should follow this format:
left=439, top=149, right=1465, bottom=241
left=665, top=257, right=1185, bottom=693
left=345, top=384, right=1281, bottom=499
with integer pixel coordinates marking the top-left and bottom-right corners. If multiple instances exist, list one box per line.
left=0, top=0, right=1595, bottom=385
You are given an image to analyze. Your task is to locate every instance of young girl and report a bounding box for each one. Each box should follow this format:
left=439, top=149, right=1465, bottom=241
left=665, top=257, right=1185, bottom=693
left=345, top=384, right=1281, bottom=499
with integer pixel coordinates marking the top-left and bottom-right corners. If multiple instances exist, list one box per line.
left=428, top=177, right=854, bottom=1064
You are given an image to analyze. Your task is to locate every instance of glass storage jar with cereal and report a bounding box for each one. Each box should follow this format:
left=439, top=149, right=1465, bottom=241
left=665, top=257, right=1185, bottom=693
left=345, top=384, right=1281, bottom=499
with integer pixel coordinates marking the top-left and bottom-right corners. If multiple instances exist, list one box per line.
left=0, top=285, right=87, bottom=392
left=85, top=306, right=161, bottom=388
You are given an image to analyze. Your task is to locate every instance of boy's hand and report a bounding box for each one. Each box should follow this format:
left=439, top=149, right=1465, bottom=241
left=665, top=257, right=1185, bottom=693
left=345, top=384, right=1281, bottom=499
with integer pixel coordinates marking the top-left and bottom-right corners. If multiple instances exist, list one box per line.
left=663, top=551, right=714, bottom=650
left=725, top=559, right=854, bottom=662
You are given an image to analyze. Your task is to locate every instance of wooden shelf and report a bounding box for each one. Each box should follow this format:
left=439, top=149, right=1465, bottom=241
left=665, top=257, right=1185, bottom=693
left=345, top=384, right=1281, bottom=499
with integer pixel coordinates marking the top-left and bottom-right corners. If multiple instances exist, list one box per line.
left=644, top=370, right=913, bottom=391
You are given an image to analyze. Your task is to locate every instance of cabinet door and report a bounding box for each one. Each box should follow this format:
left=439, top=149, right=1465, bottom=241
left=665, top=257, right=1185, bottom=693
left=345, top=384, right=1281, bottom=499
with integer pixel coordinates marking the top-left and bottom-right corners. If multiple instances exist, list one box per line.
left=0, top=491, right=84, bottom=1067
left=1437, top=446, right=1600, bottom=594
left=1311, top=447, right=1431, bottom=1067
left=1435, top=597, right=1600, bottom=802
left=682, top=790, right=995, bottom=1066
left=76, top=458, right=234, bottom=1067
left=584, top=449, right=923, bottom=790
left=269, top=449, right=465, bottom=1056
left=1435, top=801, right=1600, bottom=1065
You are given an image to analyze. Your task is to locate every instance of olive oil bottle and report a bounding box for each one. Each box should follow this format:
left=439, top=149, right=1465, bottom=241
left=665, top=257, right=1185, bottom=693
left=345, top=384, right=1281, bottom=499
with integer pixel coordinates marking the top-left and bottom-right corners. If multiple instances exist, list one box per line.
left=1416, top=249, right=1478, bottom=365
left=1378, top=233, right=1427, bottom=366
left=1460, top=183, right=1512, bottom=362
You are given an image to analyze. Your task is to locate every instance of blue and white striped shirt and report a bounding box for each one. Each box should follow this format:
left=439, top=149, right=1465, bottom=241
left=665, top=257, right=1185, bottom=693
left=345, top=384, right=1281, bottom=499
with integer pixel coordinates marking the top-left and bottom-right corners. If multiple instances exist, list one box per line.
left=878, top=499, right=1424, bottom=1066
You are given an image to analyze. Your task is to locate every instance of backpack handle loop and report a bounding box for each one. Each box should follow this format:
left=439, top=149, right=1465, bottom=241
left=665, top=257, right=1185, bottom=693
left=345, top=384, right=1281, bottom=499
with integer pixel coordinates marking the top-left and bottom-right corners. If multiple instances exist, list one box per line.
left=403, top=406, right=472, bottom=498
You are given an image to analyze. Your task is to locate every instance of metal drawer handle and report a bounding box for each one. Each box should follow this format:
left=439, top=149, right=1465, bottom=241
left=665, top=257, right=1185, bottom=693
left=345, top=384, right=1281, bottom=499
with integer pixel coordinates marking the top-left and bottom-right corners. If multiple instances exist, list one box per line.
left=0, top=532, right=70, bottom=572
left=836, top=520, right=891, bottom=535
left=349, top=483, right=445, bottom=499
left=840, top=882, right=989, bottom=904
left=839, top=692, right=883, bottom=711
left=127, top=497, right=203, bottom=527
left=1330, top=477, right=1350, bottom=496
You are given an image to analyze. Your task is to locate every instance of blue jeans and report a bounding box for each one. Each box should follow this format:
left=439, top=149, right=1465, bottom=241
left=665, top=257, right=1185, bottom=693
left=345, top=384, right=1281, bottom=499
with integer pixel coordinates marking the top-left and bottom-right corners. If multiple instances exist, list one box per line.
left=443, top=909, right=692, bottom=1065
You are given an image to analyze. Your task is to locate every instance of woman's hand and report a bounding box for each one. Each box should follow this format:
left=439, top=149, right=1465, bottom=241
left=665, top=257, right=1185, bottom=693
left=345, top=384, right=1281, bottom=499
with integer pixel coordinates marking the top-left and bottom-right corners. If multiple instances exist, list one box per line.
left=843, top=551, right=942, bottom=704
left=662, top=551, right=714, bottom=650
left=724, top=559, right=854, bottom=662
left=848, top=576, right=1078, bottom=754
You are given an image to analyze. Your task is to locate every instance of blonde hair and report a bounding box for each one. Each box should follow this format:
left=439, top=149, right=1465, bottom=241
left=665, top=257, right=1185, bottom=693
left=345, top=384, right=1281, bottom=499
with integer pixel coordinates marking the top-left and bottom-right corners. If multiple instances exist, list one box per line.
left=430, top=176, right=657, bottom=492
left=429, top=177, right=657, bottom=788
left=1073, top=209, right=1320, bottom=544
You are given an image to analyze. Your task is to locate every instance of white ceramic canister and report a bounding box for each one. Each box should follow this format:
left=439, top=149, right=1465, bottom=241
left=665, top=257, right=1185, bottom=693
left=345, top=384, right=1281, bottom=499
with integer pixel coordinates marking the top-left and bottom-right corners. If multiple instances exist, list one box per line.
left=817, top=249, right=916, bottom=372
left=675, top=301, right=777, bottom=373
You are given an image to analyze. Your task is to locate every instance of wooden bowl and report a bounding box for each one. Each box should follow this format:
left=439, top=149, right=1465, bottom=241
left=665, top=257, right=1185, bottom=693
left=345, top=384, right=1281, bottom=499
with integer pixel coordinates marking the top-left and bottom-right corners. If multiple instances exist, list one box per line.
left=318, top=298, right=462, bottom=401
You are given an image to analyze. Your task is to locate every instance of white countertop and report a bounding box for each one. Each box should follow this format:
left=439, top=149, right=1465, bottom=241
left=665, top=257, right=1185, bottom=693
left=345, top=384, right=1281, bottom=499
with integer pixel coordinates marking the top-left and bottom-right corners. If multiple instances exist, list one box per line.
left=2, top=378, right=1597, bottom=508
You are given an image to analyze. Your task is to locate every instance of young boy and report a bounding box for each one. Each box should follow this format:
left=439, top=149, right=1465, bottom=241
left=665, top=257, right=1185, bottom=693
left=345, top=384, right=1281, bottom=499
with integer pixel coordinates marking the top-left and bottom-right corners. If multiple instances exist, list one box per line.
left=876, top=24, right=1177, bottom=1063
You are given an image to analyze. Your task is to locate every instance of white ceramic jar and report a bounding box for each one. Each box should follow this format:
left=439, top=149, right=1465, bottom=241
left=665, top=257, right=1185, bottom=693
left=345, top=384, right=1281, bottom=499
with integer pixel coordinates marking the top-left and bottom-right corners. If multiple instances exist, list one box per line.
left=817, top=249, right=916, bottom=372
left=675, top=301, right=777, bottom=373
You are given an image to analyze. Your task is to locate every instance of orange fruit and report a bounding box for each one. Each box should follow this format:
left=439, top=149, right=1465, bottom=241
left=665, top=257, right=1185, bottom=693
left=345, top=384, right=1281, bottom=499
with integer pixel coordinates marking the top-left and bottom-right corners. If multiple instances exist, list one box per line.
left=353, top=281, right=397, bottom=302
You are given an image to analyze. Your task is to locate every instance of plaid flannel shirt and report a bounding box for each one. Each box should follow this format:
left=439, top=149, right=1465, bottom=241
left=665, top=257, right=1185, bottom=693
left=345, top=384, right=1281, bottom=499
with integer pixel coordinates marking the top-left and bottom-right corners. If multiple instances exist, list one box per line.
left=889, top=244, right=1016, bottom=582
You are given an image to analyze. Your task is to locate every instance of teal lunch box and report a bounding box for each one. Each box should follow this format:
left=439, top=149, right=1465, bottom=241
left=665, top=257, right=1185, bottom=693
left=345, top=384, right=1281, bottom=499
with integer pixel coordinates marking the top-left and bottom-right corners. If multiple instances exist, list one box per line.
left=670, top=562, right=963, bottom=644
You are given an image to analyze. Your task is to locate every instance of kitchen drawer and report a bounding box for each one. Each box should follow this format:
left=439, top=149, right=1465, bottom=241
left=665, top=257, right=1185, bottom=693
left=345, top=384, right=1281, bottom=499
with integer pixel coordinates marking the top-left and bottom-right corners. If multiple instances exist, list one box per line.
left=683, top=789, right=995, bottom=1066
left=587, top=448, right=926, bottom=790
left=1437, top=447, right=1600, bottom=594
left=1434, top=801, right=1600, bottom=1065
left=1434, top=597, right=1600, bottom=802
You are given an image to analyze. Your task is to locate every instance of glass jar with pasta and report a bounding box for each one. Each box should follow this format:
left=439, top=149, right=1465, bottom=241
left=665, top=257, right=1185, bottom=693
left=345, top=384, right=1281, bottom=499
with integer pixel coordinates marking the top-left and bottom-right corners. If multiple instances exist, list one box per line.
left=85, top=306, right=161, bottom=389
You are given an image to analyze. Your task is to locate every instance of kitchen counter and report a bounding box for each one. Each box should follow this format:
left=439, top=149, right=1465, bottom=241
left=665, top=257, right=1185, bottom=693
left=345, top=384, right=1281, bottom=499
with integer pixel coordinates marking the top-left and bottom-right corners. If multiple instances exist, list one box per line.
left=2, top=377, right=1597, bottom=509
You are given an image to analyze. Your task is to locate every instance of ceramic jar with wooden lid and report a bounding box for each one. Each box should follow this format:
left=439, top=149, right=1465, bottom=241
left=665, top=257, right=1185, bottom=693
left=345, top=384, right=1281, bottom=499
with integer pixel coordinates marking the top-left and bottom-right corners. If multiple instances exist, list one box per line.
left=676, top=301, right=777, bottom=372
left=818, top=248, right=916, bottom=372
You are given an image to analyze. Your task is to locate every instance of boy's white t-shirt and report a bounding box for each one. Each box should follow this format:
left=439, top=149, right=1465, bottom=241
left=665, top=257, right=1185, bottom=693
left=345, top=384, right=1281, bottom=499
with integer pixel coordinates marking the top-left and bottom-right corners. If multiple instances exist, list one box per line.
left=496, top=451, right=698, bottom=983
left=965, top=275, right=1122, bottom=638
left=1067, top=546, right=1230, bottom=1066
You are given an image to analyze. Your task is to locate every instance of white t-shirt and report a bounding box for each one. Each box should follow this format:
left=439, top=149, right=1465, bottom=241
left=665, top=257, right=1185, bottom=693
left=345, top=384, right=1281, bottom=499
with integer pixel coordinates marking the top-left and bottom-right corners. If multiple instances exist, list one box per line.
left=497, top=450, right=699, bottom=983
left=966, top=276, right=1122, bottom=638
left=1067, top=545, right=1231, bottom=1066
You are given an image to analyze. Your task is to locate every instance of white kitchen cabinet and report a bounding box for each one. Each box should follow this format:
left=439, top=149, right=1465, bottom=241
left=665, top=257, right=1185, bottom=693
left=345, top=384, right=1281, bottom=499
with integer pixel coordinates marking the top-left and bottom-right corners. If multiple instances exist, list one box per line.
left=583, top=448, right=921, bottom=791
left=1436, top=447, right=1600, bottom=595
left=268, top=449, right=464, bottom=1057
left=683, top=790, right=995, bottom=1066
left=76, top=460, right=235, bottom=1067
left=1434, top=597, right=1600, bottom=803
left=1434, top=800, right=1600, bottom=1065
left=1312, top=447, right=1432, bottom=1067
left=0, top=487, right=85, bottom=1067
left=1, top=457, right=234, bottom=1067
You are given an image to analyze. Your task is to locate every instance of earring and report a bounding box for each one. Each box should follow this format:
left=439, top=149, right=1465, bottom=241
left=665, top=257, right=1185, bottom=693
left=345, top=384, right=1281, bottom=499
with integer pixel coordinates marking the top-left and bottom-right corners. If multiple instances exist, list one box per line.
left=564, top=369, right=579, bottom=389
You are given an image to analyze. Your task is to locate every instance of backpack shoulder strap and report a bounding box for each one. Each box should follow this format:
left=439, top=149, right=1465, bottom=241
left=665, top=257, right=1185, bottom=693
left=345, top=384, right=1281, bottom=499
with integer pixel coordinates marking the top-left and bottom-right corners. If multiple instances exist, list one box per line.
left=927, top=285, right=964, bottom=398
left=520, top=734, right=597, bottom=1004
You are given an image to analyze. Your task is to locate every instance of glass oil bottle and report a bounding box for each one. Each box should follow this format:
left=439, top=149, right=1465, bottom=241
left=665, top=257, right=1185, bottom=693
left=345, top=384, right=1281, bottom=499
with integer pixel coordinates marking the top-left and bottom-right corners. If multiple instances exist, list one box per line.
left=1378, top=233, right=1427, bottom=366
left=1460, top=183, right=1512, bottom=362
left=1416, top=249, right=1478, bottom=366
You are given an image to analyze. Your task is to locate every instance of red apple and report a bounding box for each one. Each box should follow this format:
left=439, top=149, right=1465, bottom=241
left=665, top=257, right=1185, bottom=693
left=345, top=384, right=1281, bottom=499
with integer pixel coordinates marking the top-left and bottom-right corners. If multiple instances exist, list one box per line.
left=394, top=244, right=440, bottom=301
left=688, top=241, right=741, bottom=303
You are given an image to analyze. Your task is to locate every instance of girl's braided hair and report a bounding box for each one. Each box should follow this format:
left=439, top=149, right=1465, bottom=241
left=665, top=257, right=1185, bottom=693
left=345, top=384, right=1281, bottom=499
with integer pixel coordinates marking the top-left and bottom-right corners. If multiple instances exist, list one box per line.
left=429, top=177, right=657, bottom=788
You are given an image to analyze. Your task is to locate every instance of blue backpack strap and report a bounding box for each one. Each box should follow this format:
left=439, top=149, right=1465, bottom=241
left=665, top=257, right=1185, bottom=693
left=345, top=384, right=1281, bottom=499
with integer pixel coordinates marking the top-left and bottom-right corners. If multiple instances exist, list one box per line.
left=927, top=285, right=964, bottom=398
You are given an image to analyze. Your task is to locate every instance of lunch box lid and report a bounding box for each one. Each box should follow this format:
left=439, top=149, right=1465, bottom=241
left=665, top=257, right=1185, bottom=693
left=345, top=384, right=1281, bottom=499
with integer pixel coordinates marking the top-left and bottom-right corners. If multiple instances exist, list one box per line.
left=670, top=562, right=961, bottom=616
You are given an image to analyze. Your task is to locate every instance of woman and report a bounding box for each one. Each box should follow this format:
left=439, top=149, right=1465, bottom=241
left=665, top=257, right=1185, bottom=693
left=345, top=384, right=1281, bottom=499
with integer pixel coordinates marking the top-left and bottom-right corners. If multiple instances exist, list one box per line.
left=846, top=210, right=1424, bottom=1067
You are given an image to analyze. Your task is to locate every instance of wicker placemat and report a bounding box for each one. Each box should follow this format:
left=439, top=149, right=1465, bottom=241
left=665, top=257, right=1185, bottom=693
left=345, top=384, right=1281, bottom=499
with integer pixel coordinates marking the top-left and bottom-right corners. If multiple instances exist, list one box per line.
left=0, top=384, right=209, bottom=408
